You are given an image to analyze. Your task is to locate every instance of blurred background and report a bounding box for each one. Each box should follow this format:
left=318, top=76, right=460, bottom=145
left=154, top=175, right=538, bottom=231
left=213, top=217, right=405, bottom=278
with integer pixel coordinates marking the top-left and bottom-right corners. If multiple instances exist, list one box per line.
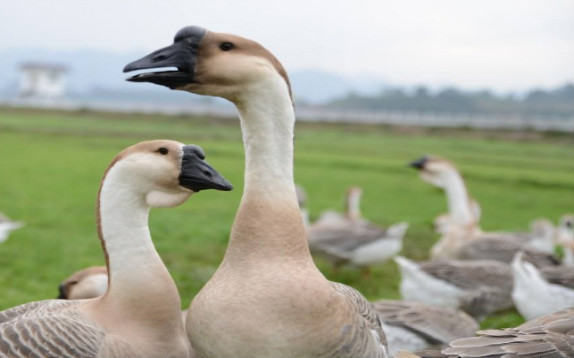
left=0, top=0, right=572, bottom=330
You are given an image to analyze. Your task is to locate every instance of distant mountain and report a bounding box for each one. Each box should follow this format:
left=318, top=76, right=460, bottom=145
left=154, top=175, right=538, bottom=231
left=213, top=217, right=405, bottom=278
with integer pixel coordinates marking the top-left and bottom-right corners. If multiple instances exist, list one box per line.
left=0, top=48, right=385, bottom=104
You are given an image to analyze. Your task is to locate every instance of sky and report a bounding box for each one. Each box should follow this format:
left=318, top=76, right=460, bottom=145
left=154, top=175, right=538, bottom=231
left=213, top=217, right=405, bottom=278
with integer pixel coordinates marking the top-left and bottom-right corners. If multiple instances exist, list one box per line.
left=1, top=0, right=573, bottom=92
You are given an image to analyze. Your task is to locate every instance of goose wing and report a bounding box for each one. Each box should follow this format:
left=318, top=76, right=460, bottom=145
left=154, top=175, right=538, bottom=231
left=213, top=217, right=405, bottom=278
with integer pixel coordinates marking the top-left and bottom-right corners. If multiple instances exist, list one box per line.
left=310, top=221, right=388, bottom=252
left=373, top=300, right=478, bottom=345
left=419, top=260, right=512, bottom=290
left=330, top=282, right=388, bottom=357
left=541, top=265, right=574, bottom=289
left=0, top=300, right=105, bottom=358
left=458, top=237, right=560, bottom=268
left=443, top=308, right=574, bottom=358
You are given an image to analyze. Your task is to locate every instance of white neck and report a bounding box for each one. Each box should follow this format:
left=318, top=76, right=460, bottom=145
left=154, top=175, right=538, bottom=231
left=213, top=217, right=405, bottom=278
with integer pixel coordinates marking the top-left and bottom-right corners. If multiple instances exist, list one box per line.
left=97, top=165, right=181, bottom=318
left=224, top=74, right=311, bottom=261
left=346, top=191, right=361, bottom=220
left=443, top=171, right=475, bottom=226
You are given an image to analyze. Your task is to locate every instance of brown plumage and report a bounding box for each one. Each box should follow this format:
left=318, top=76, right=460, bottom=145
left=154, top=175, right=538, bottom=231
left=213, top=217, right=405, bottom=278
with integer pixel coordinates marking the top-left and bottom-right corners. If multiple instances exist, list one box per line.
left=443, top=308, right=574, bottom=358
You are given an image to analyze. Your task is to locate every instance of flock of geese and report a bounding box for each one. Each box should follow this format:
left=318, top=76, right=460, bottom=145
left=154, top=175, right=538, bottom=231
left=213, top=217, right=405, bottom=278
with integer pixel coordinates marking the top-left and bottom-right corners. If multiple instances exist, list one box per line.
left=0, top=26, right=572, bottom=358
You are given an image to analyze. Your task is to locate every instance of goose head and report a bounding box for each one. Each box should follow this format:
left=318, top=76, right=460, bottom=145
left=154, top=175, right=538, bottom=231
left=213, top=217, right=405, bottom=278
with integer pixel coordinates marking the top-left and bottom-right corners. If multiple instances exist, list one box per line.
left=408, top=155, right=458, bottom=189
left=556, top=214, right=574, bottom=247
left=108, top=140, right=232, bottom=208
left=123, top=26, right=292, bottom=103
left=58, top=266, right=108, bottom=299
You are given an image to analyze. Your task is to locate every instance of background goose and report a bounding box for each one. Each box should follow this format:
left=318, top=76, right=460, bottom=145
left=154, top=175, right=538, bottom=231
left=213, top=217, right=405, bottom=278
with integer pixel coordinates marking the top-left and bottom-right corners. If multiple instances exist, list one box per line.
left=373, top=300, right=478, bottom=356
left=0, top=140, right=232, bottom=358
left=511, top=252, right=574, bottom=320
left=57, top=266, right=108, bottom=300
left=125, top=26, right=388, bottom=358
left=394, top=256, right=513, bottom=319
left=0, top=212, right=25, bottom=243
left=308, top=186, right=408, bottom=274
left=409, top=155, right=559, bottom=262
left=442, top=307, right=574, bottom=358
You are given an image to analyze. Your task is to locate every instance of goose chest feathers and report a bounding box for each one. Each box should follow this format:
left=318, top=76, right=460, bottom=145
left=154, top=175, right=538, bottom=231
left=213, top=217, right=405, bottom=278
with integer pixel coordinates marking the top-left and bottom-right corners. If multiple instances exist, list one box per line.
left=125, top=26, right=389, bottom=358
left=0, top=140, right=232, bottom=358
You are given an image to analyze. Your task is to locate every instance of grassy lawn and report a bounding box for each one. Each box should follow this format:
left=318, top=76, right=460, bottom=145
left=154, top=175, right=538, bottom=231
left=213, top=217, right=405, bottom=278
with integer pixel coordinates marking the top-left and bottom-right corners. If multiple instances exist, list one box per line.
left=1, top=107, right=573, bottom=329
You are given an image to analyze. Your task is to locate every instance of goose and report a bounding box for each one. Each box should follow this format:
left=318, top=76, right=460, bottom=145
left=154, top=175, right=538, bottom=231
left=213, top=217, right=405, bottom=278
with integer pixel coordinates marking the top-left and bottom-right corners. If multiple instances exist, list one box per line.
left=511, top=252, right=574, bottom=320
left=442, top=307, right=574, bottom=358
left=0, top=140, right=232, bottom=358
left=373, top=300, right=478, bottom=356
left=124, top=26, right=388, bottom=357
left=58, top=266, right=108, bottom=300
left=0, top=212, right=25, bottom=243
left=409, top=156, right=559, bottom=264
left=308, top=186, right=408, bottom=274
left=394, top=256, right=513, bottom=320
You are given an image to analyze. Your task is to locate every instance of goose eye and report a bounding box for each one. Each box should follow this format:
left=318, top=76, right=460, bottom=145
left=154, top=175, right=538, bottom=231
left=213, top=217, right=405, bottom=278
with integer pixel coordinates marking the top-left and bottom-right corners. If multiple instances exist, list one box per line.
left=69, top=281, right=78, bottom=286
left=157, top=147, right=169, bottom=155
left=220, top=42, right=234, bottom=51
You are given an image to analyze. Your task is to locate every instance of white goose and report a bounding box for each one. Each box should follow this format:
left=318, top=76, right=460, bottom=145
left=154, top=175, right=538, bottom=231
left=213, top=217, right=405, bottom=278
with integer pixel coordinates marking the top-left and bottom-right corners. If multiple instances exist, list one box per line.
left=125, top=26, right=388, bottom=358
left=0, top=212, right=25, bottom=243
left=394, top=256, right=513, bottom=319
left=308, top=186, right=408, bottom=273
left=0, top=140, right=232, bottom=358
left=511, top=252, right=574, bottom=320
left=409, top=155, right=559, bottom=266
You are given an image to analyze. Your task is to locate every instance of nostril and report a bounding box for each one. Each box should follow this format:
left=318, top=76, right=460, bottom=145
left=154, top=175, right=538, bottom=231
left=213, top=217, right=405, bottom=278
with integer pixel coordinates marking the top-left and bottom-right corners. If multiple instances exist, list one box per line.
left=203, top=170, right=213, bottom=177
left=153, top=54, right=167, bottom=62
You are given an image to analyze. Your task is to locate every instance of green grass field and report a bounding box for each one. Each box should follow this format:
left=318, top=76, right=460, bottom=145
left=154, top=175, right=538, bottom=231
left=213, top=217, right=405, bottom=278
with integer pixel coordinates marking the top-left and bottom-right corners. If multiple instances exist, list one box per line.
left=1, top=107, right=573, bottom=329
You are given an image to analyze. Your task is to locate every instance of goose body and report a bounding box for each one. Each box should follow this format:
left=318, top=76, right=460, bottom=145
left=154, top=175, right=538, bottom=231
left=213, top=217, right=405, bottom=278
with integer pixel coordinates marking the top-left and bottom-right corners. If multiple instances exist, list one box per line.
left=308, top=187, right=408, bottom=270
left=0, top=212, right=24, bottom=243
left=373, top=300, right=478, bottom=356
left=394, top=256, right=513, bottom=319
left=125, top=26, right=388, bottom=358
left=0, top=140, right=232, bottom=358
left=442, top=308, right=574, bottom=358
left=511, top=253, right=574, bottom=320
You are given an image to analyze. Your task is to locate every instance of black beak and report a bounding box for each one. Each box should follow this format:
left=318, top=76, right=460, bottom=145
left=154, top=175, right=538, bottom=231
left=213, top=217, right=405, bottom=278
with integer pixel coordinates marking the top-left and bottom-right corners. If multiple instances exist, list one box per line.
left=57, top=283, right=67, bottom=299
left=123, top=26, right=206, bottom=89
left=179, top=145, right=233, bottom=192
left=409, top=156, right=429, bottom=170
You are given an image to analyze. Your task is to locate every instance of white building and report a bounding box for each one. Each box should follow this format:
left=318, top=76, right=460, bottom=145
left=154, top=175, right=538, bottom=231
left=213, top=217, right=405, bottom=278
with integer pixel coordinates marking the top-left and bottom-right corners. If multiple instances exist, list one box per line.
left=19, top=62, right=68, bottom=100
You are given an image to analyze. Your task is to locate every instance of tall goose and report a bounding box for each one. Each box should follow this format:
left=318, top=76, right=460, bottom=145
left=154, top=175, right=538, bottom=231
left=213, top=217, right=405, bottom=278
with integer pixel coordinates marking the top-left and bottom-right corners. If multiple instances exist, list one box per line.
left=394, top=256, right=513, bottom=319
left=0, top=140, right=232, bottom=358
left=409, top=155, right=559, bottom=266
left=308, top=186, right=408, bottom=273
left=124, top=26, right=388, bottom=357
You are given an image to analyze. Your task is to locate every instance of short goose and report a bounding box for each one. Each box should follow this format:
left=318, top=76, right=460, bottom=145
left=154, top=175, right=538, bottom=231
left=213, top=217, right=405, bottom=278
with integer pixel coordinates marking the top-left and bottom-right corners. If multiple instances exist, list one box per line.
left=409, top=156, right=559, bottom=265
left=0, top=140, right=232, bottom=358
left=394, top=256, right=513, bottom=319
left=511, top=252, right=574, bottom=320
left=0, top=212, right=24, bottom=243
left=442, top=307, right=574, bottom=358
left=125, top=26, right=388, bottom=357
left=373, top=300, right=478, bottom=356
left=308, top=187, right=408, bottom=273
left=58, top=266, right=108, bottom=300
